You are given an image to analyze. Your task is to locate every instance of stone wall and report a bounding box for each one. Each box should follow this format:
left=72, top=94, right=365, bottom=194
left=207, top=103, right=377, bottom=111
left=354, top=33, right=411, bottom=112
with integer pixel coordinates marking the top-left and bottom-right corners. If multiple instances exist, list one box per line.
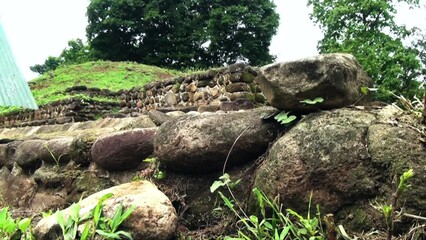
left=0, top=64, right=266, bottom=128
left=119, top=63, right=266, bottom=113
left=0, top=98, right=120, bottom=128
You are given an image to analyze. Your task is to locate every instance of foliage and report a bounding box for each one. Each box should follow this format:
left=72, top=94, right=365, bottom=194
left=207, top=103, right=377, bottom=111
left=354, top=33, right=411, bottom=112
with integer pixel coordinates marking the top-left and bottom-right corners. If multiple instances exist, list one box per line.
left=141, top=157, right=167, bottom=180
left=60, top=39, right=95, bottom=66
left=0, top=207, right=34, bottom=240
left=35, top=61, right=177, bottom=104
left=307, top=0, right=423, bottom=102
left=86, top=0, right=279, bottom=70
left=385, top=169, right=414, bottom=240
left=56, top=193, right=136, bottom=240
left=412, top=28, right=426, bottom=84
left=1, top=60, right=180, bottom=116
left=44, top=143, right=65, bottom=167
left=274, top=111, right=297, bottom=125
left=211, top=174, right=329, bottom=240
left=30, top=56, right=63, bottom=74
left=30, top=39, right=94, bottom=74
left=299, top=97, right=324, bottom=105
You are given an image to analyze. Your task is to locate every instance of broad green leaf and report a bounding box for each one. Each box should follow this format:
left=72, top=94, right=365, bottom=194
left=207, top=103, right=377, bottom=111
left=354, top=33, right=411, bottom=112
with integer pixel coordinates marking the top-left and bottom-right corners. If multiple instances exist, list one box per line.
left=300, top=97, right=324, bottom=105
left=143, top=157, right=157, bottom=163
left=360, top=86, right=369, bottom=95
left=18, top=218, right=31, bottom=232
left=274, top=111, right=297, bottom=125
left=118, top=205, right=137, bottom=227
left=219, top=192, right=234, bottom=209
left=280, top=226, right=291, bottom=240
left=5, top=221, right=16, bottom=234
left=110, top=204, right=124, bottom=231
left=56, top=211, right=66, bottom=233
left=210, top=180, right=225, bottom=193
left=249, top=215, right=258, bottom=224
left=263, top=220, right=273, bottom=230
left=80, top=222, right=91, bottom=240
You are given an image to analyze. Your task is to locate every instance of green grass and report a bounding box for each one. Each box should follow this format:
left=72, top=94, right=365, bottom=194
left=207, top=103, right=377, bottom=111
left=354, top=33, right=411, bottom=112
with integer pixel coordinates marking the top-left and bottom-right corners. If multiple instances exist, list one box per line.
left=0, top=61, right=181, bottom=115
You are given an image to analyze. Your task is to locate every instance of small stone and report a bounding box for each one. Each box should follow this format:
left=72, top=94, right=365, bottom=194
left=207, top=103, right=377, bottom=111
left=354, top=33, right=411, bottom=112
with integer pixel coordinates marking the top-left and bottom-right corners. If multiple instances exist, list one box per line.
left=198, top=104, right=219, bottom=113
left=164, top=92, right=177, bottom=106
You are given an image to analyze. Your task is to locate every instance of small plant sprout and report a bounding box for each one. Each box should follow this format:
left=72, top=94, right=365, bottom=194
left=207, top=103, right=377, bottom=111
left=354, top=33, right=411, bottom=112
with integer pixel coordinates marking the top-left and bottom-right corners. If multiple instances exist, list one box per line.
left=360, top=86, right=378, bottom=95
left=44, top=143, right=65, bottom=167
left=380, top=169, right=415, bottom=240
left=54, top=193, right=135, bottom=240
left=274, top=111, right=297, bottom=125
left=210, top=173, right=241, bottom=193
left=300, top=97, right=324, bottom=105
left=211, top=174, right=330, bottom=239
left=0, top=207, right=34, bottom=240
left=142, top=157, right=166, bottom=180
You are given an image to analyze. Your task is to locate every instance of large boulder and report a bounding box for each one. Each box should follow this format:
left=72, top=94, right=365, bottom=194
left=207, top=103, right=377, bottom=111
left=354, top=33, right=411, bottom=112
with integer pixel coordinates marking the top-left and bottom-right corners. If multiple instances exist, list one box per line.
left=14, top=140, right=47, bottom=170
left=34, top=181, right=178, bottom=240
left=257, top=54, right=372, bottom=112
left=13, top=138, right=83, bottom=170
left=154, top=107, right=280, bottom=173
left=253, top=107, right=426, bottom=231
left=41, top=138, right=81, bottom=165
left=91, top=128, right=157, bottom=171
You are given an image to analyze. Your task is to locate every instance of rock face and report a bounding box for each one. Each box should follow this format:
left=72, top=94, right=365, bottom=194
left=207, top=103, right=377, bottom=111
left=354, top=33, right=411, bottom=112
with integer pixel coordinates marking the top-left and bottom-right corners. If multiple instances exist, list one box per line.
left=0, top=164, right=37, bottom=207
left=257, top=53, right=372, bottom=112
left=34, top=181, right=178, bottom=240
left=91, top=128, right=157, bottom=171
left=154, top=107, right=280, bottom=173
left=253, top=107, right=426, bottom=231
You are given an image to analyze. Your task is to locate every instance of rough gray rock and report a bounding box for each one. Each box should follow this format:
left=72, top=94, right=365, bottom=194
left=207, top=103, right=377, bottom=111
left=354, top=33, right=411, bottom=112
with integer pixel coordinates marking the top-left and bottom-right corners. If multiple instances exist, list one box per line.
left=154, top=107, right=280, bottom=172
left=42, top=137, right=80, bottom=165
left=254, top=109, right=377, bottom=213
left=34, top=181, right=177, bottom=240
left=253, top=107, right=426, bottom=232
left=0, top=140, right=22, bottom=169
left=14, top=139, right=47, bottom=170
left=257, top=53, right=372, bottom=112
left=148, top=109, right=173, bottom=125
left=91, top=128, right=157, bottom=171
left=0, top=164, right=37, bottom=207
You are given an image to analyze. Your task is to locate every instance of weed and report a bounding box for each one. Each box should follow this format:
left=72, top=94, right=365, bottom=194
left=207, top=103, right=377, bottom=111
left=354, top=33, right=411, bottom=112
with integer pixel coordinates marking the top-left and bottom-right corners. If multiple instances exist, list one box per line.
left=141, top=157, right=166, bottom=180
left=274, top=111, right=297, bottom=125
left=378, top=169, right=415, bottom=240
left=211, top=176, right=329, bottom=240
left=44, top=143, right=65, bottom=167
left=55, top=193, right=136, bottom=240
left=0, top=207, right=34, bottom=240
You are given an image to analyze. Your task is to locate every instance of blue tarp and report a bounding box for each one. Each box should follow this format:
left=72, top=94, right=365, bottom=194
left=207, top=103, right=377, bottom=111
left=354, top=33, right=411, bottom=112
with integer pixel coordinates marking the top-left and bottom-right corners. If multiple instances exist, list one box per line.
left=0, top=21, right=38, bottom=109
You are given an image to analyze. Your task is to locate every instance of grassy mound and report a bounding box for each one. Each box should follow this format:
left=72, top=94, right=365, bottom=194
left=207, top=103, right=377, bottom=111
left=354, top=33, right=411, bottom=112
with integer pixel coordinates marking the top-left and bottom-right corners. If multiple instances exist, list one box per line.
left=0, top=61, right=181, bottom=115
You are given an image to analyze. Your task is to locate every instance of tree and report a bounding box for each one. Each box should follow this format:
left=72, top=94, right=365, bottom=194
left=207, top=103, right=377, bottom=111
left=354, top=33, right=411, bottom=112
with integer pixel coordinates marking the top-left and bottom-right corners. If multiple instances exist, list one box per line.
left=307, top=0, right=424, bottom=102
left=86, top=0, right=279, bottom=69
left=30, top=56, right=63, bottom=74
left=60, top=39, right=94, bottom=65
left=30, top=39, right=94, bottom=74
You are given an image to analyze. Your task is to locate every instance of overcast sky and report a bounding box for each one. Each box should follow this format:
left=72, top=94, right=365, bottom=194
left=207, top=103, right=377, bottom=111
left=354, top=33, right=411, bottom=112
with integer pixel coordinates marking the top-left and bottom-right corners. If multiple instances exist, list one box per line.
left=0, top=0, right=424, bottom=81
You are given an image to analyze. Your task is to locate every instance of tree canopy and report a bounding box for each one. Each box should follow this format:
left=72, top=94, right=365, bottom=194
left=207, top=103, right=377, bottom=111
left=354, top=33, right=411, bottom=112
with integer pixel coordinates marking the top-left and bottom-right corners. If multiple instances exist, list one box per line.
left=30, top=39, right=93, bottom=74
left=86, top=0, right=279, bottom=69
left=308, top=0, right=424, bottom=101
